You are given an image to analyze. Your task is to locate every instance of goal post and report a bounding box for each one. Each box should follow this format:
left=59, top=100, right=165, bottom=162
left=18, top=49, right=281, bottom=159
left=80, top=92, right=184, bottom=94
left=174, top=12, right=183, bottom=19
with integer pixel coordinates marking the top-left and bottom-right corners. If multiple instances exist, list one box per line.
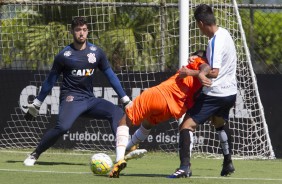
left=179, top=0, right=189, bottom=67
left=0, top=0, right=275, bottom=159
left=231, top=0, right=275, bottom=159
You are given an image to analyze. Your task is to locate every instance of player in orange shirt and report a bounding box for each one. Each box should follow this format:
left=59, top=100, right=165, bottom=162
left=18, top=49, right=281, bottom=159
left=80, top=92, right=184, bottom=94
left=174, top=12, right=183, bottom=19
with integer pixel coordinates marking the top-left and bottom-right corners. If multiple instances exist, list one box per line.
left=109, top=50, right=211, bottom=178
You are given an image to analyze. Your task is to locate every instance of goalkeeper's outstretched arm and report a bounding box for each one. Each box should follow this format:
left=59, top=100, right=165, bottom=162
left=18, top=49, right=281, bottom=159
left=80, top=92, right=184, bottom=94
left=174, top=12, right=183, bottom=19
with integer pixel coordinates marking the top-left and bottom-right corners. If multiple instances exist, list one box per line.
left=23, top=69, right=60, bottom=121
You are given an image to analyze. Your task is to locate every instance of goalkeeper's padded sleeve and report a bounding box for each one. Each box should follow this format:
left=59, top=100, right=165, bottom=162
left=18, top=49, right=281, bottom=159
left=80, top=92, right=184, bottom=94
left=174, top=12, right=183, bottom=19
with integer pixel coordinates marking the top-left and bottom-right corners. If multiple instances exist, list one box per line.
left=37, top=70, right=60, bottom=102
left=103, top=67, right=127, bottom=99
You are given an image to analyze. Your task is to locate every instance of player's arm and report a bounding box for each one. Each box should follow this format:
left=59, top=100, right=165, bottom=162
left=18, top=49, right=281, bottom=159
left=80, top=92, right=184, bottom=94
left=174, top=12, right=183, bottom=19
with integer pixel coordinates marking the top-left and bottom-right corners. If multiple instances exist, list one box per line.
left=198, top=63, right=212, bottom=87
left=37, top=70, right=60, bottom=101
left=103, top=67, right=131, bottom=107
left=178, top=50, right=208, bottom=78
left=206, top=68, right=219, bottom=78
left=23, top=57, right=62, bottom=121
left=178, top=66, right=200, bottom=77
left=23, top=70, right=60, bottom=121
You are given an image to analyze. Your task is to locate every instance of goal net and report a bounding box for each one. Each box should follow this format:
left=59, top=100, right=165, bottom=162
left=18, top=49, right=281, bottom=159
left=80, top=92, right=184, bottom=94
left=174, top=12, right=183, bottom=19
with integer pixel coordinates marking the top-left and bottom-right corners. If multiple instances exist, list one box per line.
left=0, top=0, right=275, bottom=159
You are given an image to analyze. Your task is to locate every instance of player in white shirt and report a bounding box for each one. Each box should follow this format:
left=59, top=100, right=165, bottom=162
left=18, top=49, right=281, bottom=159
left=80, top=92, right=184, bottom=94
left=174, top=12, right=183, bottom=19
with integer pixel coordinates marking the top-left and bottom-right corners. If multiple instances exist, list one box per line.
left=204, top=27, right=237, bottom=97
left=168, top=4, right=237, bottom=178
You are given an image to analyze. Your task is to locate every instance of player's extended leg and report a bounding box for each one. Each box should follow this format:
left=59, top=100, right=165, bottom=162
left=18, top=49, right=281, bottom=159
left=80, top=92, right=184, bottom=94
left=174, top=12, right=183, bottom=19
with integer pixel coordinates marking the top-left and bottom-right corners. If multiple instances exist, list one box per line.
left=124, top=87, right=169, bottom=161
left=24, top=95, right=87, bottom=166
left=126, top=122, right=151, bottom=150
left=124, top=122, right=150, bottom=161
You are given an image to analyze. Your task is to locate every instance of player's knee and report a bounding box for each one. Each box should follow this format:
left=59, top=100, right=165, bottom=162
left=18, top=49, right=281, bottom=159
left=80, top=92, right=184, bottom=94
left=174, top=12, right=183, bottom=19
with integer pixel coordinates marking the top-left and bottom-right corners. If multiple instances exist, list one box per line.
left=55, top=126, right=69, bottom=134
left=142, top=121, right=153, bottom=130
left=110, top=106, right=124, bottom=120
left=179, top=118, right=197, bottom=131
left=118, top=114, right=127, bottom=126
left=211, top=116, right=226, bottom=128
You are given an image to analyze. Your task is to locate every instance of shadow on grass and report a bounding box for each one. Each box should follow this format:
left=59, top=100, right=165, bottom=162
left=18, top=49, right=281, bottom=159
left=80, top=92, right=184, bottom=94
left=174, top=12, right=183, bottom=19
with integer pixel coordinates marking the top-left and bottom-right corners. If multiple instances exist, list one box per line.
left=6, top=160, right=87, bottom=166
left=112, top=171, right=202, bottom=178
left=121, top=173, right=169, bottom=177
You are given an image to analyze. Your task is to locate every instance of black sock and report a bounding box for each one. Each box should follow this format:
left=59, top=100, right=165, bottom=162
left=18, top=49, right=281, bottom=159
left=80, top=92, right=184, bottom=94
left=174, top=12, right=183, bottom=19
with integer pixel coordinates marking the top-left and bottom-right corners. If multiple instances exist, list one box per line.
left=179, top=129, right=191, bottom=172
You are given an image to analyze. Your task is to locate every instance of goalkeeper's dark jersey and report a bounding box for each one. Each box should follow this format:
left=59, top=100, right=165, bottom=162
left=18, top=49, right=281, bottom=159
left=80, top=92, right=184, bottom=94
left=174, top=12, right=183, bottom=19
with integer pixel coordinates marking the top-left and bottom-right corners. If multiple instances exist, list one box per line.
left=37, top=42, right=111, bottom=101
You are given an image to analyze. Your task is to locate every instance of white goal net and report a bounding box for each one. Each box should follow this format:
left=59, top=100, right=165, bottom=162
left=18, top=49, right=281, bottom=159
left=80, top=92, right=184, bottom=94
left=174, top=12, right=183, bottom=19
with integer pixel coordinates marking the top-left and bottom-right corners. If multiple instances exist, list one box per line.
left=0, top=0, right=275, bottom=159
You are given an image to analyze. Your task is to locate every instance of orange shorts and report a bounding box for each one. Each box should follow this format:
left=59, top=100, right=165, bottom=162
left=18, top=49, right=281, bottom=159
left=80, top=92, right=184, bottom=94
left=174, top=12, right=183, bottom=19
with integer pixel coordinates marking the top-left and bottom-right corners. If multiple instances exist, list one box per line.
left=126, top=87, right=173, bottom=126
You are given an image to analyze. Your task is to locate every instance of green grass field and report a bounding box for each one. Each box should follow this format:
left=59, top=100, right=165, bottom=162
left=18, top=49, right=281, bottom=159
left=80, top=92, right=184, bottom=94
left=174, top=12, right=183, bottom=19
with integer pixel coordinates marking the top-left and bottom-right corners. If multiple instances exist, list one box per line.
left=0, top=149, right=281, bottom=184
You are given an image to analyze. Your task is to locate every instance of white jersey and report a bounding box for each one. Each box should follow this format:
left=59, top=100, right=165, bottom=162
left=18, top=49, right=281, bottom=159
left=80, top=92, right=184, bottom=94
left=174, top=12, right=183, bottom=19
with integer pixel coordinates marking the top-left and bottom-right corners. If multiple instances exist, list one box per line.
left=203, top=27, right=237, bottom=97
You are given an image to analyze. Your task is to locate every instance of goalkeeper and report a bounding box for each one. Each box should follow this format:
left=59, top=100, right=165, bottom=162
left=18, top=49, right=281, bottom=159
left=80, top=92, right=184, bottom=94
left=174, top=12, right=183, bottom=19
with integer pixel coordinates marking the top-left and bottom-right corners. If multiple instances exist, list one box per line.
left=109, top=50, right=211, bottom=178
left=23, top=17, right=131, bottom=166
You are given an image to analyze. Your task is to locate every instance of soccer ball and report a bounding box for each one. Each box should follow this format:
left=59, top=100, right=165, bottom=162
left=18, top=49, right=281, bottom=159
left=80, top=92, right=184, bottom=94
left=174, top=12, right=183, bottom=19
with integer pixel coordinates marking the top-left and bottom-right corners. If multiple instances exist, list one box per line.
left=90, top=153, right=113, bottom=175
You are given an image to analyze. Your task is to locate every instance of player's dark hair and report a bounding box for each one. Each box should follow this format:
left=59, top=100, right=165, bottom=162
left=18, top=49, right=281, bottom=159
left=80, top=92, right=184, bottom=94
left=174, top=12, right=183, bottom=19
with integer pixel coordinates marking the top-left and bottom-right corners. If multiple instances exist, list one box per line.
left=194, top=4, right=216, bottom=26
left=192, top=50, right=206, bottom=59
left=71, top=17, right=88, bottom=29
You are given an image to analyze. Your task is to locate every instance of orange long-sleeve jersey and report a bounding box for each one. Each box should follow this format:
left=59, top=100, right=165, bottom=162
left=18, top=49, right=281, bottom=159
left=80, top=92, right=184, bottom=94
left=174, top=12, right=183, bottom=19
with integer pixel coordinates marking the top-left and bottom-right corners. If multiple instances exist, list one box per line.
left=155, top=57, right=206, bottom=119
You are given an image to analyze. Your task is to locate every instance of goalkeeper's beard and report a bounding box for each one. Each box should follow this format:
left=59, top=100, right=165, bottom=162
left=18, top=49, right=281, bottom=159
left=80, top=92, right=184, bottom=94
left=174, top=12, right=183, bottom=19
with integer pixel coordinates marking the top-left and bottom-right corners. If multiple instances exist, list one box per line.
left=74, top=36, right=86, bottom=45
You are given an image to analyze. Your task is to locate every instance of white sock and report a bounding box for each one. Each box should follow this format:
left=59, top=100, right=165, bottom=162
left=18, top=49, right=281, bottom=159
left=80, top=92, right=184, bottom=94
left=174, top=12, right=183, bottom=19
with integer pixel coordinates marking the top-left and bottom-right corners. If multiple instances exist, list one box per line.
left=115, top=126, right=129, bottom=162
left=217, top=129, right=229, bottom=155
left=189, top=131, right=194, bottom=156
left=126, top=124, right=151, bottom=151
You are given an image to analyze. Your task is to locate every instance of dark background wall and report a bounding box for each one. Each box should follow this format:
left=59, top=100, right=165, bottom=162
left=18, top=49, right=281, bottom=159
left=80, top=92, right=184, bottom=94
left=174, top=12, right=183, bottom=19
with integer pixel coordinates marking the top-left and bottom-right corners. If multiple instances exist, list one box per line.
left=0, top=71, right=281, bottom=158
left=256, top=74, right=282, bottom=158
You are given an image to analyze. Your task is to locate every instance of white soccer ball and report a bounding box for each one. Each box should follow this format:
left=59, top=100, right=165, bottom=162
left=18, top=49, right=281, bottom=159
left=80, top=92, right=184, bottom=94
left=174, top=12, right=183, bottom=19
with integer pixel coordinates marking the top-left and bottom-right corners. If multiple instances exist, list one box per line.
left=90, top=153, right=113, bottom=175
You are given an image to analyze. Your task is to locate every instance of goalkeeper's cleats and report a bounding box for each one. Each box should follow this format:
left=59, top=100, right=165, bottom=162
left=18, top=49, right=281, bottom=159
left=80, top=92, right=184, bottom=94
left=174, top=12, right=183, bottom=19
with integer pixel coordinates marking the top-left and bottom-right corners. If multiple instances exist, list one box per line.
left=221, top=159, right=235, bottom=176
left=124, top=147, right=147, bottom=161
left=167, top=168, right=192, bottom=178
left=23, top=152, right=39, bottom=166
left=109, top=159, right=127, bottom=178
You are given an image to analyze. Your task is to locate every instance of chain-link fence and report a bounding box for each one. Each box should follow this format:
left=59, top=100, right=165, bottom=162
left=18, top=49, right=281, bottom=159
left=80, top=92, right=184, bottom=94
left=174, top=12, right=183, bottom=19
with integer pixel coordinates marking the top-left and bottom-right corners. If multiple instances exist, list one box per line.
left=0, top=1, right=281, bottom=74
left=239, top=3, right=282, bottom=74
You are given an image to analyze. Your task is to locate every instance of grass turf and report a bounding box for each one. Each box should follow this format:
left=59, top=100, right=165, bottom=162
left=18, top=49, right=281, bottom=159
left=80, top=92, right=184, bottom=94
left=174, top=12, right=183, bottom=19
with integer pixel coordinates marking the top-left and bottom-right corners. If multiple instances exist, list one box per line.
left=0, top=149, right=281, bottom=184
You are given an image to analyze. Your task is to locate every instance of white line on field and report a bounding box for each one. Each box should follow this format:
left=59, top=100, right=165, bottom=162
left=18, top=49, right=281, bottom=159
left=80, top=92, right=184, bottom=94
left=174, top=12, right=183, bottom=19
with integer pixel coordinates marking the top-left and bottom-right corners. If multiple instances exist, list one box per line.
left=0, top=168, right=282, bottom=182
left=0, top=150, right=115, bottom=156
left=0, top=168, right=91, bottom=174
left=0, top=150, right=91, bottom=155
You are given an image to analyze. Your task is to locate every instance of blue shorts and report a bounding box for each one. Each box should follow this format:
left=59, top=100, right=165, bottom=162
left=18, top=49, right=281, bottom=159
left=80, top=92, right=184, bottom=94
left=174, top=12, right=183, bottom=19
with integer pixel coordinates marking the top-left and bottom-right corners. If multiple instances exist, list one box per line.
left=187, top=93, right=236, bottom=125
left=57, top=94, right=124, bottom=135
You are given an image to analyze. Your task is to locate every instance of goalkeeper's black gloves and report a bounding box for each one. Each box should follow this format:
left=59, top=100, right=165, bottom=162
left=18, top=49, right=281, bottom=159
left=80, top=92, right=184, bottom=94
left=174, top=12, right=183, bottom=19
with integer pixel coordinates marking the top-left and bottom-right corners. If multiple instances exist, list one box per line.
left=22, top=99, right=42, bottom=121
left=120, top=95, right=132, bottom=110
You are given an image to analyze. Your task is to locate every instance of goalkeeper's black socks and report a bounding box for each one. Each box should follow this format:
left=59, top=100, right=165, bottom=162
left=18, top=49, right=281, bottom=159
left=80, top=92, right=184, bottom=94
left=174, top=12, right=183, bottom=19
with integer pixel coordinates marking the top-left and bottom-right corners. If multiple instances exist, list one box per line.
left=179, top=129, right=191, bottom=172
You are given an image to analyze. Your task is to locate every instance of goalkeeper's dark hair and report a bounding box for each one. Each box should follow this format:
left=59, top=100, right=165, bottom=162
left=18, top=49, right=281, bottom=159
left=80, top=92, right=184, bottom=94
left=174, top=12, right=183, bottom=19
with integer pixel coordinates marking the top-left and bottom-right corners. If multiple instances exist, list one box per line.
left=192, top=50, right=206, bottom=59
left=71, top=17, right=88, bottom=30
left=194, top=4, right=216, bottom=26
